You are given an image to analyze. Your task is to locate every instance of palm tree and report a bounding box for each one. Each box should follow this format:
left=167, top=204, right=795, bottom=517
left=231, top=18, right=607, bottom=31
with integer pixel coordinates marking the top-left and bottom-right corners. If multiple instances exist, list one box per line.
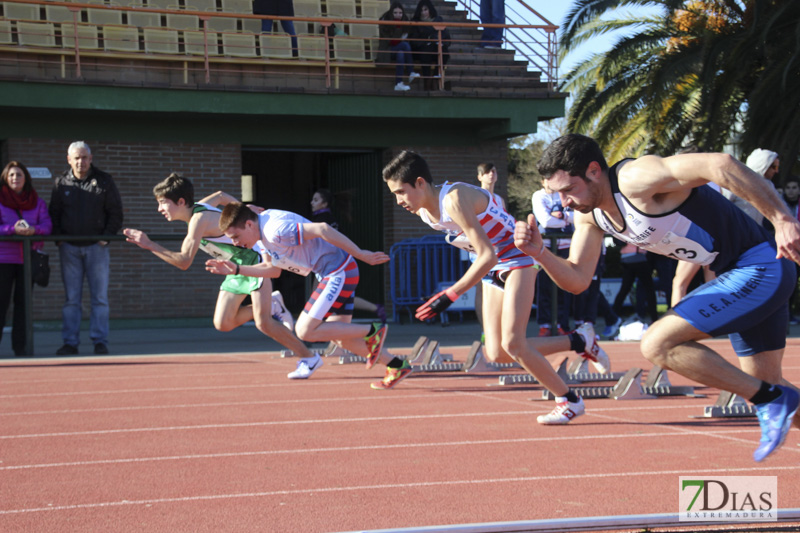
left=559, top=0, right=800, bottom=169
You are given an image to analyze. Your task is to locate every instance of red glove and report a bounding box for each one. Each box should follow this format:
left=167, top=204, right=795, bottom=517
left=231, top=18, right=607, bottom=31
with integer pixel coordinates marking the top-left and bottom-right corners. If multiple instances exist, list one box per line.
left=415, top=288, right=459, bottom=321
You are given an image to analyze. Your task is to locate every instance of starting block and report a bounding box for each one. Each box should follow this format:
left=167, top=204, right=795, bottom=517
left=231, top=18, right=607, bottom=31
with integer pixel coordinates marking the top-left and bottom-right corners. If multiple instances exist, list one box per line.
left=339, top=336, right=431, bottom=366
left=411, top=339, right=462, bottom=372
left=462, top=342, right=523, bottom=373
left=281, top=341, right=355, bottom=359
left=541, top=367, right=655, bottom=400
left=539, top=366, right=704, bottom=400
left=697, top=391, right=757, bottom=418
left=642, top=366, right=700, bottom=397
left=498, top=357, right=624, bottom=386
left=413, top=339, right=453, bottom=365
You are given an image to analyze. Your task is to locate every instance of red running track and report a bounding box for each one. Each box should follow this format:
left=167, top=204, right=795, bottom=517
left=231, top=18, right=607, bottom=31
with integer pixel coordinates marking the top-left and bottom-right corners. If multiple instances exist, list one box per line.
left=1, top=339, right=799, bottom=532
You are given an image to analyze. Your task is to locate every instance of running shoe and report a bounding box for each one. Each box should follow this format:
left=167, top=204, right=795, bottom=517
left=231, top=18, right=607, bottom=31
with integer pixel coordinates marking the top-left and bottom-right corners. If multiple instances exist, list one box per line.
left=538, top=326, right=550, bottom=337
left=602, top=316, right=623, bottom=339
left=576, top=322, right=611, bottom=374
left=537, top=397, right=585, bottom=425
left=753, top=385, right=799, bottom=462
left=370, top=361, right=413, bottom=390
left=271, top=290, right=294, bottom=331
left=287, top=352, right=323, bottom=380
left=364, top=322, right=387, bottom=369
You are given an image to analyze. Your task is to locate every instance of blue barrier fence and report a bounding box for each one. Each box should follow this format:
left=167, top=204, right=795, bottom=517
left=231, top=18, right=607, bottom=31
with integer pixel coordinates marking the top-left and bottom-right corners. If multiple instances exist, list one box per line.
left=388, top=233, right=570, bottom=326
left=389, top=235, right=471, bottom=323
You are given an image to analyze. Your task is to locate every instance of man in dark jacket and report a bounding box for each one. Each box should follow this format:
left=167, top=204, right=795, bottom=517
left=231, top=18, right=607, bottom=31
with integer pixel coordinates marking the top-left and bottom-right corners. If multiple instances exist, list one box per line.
left=49, top=141, right=123, bottom=356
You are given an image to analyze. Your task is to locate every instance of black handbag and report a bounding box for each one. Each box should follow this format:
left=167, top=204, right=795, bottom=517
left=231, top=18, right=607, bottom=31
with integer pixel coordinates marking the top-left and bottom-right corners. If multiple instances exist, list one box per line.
left=15, top=209, right=50, bottom=287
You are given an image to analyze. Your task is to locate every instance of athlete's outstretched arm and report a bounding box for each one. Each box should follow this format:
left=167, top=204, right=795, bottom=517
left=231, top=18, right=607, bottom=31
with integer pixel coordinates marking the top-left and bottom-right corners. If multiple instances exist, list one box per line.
left=197, top=190, right=239, bottom=207
left=124, top=213, right=210, bottom=270
left=624, top=153, right=800, bottom=264
left=515, top=211, right=602, bottom=294
left=443, top=187, right=498, bottom=296
left=205, top=258, right=281, bottom=278
left=302, top=222, right=389, bottom=265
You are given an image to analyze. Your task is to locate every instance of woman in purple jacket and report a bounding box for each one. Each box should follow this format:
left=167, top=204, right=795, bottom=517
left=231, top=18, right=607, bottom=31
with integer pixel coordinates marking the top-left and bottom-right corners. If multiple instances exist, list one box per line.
left=0, top=161, right=52, bottom=356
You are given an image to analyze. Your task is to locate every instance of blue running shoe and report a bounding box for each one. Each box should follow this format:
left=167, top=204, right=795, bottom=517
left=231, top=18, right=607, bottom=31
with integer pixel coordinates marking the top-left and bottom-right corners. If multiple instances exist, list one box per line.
left=753, top=385, right=799, bottom=462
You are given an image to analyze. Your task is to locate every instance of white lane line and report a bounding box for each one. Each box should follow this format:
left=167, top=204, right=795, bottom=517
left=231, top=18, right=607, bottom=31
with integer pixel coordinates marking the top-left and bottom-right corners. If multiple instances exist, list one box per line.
left=2, top=465, right=798, bottom=516
left=0, top=374, right=483, bottom=399
left=0, top=411, right=535, bottom=439
left=0, top=429, right=759, bottom=471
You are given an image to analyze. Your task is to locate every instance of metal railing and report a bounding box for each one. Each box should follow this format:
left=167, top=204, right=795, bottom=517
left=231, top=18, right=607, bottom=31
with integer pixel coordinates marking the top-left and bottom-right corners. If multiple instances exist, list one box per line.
left=455, top=0, right=558, bottom=83
left=0, top=233, right=180, bottom=355
left=0, top=0, right=559, bottom=91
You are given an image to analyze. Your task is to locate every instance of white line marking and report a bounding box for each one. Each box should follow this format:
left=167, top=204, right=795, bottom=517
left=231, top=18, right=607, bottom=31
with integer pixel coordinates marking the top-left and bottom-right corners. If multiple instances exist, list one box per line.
left=2, top=465, right=798, bottom=516
left=0, top=429, right=760, bottom=471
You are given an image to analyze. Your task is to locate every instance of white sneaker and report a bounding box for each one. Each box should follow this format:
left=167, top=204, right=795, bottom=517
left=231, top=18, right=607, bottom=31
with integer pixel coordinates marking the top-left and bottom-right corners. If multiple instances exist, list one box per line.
left=537, top=397, right=585, bottom=425
left=287, top=353, right=323, bottom=380
left=394, top=82, right=411, bottom=91
left=602, top=317, right=622, bottom=339
left=271, top=290, right=294, bottom=331
left=576, top=322, right=610, bottom=374
left=408, top=71, right=421, bottom=82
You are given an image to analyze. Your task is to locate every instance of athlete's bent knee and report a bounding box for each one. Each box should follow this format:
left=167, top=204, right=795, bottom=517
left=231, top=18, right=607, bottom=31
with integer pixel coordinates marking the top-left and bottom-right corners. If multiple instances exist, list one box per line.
left=213, top=318, right=236, bottom=333
left=639, top=327, right=670, bottom=366
left=500, top=335, right=527, bottom=358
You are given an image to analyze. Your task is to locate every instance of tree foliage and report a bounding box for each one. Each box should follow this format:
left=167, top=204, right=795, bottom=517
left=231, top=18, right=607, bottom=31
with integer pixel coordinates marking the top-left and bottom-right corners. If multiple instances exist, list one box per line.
left=506, top=136, right=546, bottom=220
left=560, top=0, right=800, bottom=173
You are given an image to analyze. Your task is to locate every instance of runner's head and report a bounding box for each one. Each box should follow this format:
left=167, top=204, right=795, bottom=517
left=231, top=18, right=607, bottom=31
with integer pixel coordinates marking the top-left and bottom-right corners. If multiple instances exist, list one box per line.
left=383, top=151, right=434, bottom=215
left=153, top=173, right=194, bottom=205
left=153, top=173, right=194, bottom=221
left=220, top=202, right=260, bottom=248
left=383, top=150, right=433, bottom=186
left=538, top=134, right=609, bottom=214
left=538, top=134, right=608, bottom=182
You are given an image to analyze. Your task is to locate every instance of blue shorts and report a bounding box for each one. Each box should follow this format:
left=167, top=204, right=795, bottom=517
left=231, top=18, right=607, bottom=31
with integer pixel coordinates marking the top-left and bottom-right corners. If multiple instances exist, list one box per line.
left=673, top=242, right=795, bottom=356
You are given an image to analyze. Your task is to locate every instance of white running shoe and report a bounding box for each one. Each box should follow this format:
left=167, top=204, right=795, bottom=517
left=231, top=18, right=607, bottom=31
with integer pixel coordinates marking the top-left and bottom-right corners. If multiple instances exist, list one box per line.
left=537, top=397, right=585, bottom=425
left=287, top=353, right=323, bottom=380
left=271, top=290, right=294, bottom=331
left=408, top=71, right=421, bottom=82
left=394, top=82, right=411, bottom=91
left=576, top=322, right=610, bottom=374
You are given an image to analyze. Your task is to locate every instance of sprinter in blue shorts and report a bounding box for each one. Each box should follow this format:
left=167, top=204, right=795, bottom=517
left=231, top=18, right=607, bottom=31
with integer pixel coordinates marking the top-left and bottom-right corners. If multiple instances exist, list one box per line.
left=514, top=134, right=800, bottom=461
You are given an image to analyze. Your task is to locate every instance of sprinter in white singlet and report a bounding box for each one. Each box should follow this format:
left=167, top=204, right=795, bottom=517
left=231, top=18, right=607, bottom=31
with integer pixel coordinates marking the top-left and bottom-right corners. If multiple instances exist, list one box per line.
left=383, top=151, right=613, bottom=425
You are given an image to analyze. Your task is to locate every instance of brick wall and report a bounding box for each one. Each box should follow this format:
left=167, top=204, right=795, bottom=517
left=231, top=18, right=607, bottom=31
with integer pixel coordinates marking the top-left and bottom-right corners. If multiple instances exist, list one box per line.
left=4, top=138, right=507, bottom=322
left=5, top=138, right=242, bottom=322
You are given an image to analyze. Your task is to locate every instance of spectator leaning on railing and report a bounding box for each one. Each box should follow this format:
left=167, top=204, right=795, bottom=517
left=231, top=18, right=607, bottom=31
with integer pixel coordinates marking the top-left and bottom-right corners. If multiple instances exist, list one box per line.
left=0, top=161, right=52, bottom=357
left=49, top=141, right=123, bottom=357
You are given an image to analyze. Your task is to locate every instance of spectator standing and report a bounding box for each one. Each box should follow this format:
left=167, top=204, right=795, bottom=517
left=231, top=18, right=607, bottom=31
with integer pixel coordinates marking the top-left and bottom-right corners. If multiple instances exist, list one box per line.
left=253, top=0, right=298, bottom=57
left=573, top=241, right=620, bottom=336
left=531, top=180, right=573, bottom=335
left=379, top=2, right=420, bottom=91
left=0, top=161, right=52, bottom=356
left=410, top=0, right=450, bottom=90
left=479, top=0, right=504, bottom=48
left=49, top=142, right=123, bottom=356
left=612, top=242, right=658, bottom=325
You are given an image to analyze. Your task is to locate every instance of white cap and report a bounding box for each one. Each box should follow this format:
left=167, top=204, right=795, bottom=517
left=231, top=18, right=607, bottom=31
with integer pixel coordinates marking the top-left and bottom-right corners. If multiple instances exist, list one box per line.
left=745, top=148, right=779, bottom=177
